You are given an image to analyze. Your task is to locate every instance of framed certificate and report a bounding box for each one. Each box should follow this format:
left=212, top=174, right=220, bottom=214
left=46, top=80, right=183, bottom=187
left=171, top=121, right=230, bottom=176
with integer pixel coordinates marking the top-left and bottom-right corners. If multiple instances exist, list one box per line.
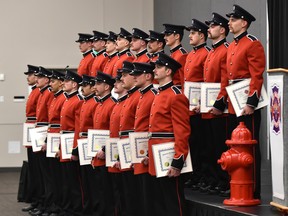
left=226, top=78, right=269, bottom=117
left=60, top=133, right=74, bottom=159
left=105, top=138, right=120, bottom=167
left=152, top=142, right=193, bottom=178
left=129, top=132, right=149, bottom=163
left=184, top=81, right=201, bottom=111
left=30, top=126, right=48, bottom=152
left=77, top=138, right=92, bottom=166
left=117, top=138, right=131, bottom=169
left=22, top=123, right=35, bottom=147
left=87, top=129, right=110, bottom=157
left=46, top=133, right=60, bottom=158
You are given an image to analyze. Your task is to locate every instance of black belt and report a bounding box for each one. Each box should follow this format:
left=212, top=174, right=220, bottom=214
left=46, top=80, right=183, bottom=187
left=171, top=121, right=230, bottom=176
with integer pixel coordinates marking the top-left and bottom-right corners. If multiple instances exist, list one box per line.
left=119, top=130, right=134, bottom=137
left=228, top=78, right=247, bottom=85
left=35, top=122, right=49, bottom=127
left=79, top=132, right=88, bottom=137
left=148, top=132, right=174, bottom=139
left=49, top=124, right=61, bottom=128
left=26, top=116, right=36, bottom=121
left=60, top=130, right=74, bottom=134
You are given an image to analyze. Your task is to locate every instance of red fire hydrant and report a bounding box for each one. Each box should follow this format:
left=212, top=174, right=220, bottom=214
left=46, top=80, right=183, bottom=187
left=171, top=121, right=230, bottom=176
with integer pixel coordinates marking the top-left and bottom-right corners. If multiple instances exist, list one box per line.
left=217, top=122, right=260, bottom=206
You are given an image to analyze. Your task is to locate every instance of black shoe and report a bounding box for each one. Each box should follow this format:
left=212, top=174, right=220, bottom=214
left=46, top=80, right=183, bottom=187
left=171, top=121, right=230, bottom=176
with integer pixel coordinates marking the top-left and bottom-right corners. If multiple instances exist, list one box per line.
left=199, top=183, right=211, bottom=193
left=41, top=212, right=50, bottom=216
left=49, top=213, right=58, bottom=216
left=29, top=208, right=43, bottom=216
left=207, top=185, right=219, bottom=195
left=22, top=205, right=35, bottom=212
left=219, top=189, right=230, bottom=197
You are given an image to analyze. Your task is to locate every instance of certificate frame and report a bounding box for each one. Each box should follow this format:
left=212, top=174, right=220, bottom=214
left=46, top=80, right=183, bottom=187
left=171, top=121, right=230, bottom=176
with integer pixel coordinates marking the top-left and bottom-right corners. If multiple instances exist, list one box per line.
left=117, top=138, right=131, bottom=169
left=60, top=133, right=74, bottom=159
left=87, top=129, right=110, bottom=157
left=226, top=78, right=269, bottom=117
left=129, top=132, right=149, bottom=163
left=152, top=142, right=193, bottom=178
left=77, top=138, right=92, bottom=166
left=105, top=138, right=120, bottom=167
left=184, top=81, right=201, bottom=111
left=22, top=123, right=35, bottom=147
left=30, top=126, right=48, bottom=152
left=46, top=133, right=60, bottom=158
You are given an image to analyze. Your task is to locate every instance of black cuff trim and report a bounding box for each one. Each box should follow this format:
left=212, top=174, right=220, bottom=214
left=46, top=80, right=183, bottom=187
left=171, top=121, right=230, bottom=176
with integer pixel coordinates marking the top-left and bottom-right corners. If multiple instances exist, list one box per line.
left=213, top=97, right=226, bottom=112
left=247, top=92, right=259, bottom=107
left=72, top=147, right=79, bottom=156
left=171, top=155, right=185, bottom=170
left=102, top=146, right=106, bottom=152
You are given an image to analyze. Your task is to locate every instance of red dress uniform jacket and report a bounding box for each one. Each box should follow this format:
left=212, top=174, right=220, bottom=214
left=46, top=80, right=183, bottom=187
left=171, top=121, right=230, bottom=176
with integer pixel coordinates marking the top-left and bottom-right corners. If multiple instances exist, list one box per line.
left=47, top=90, right=66, bottom=133
left=111, top=49, right=134, bottom=78
left=202, top=39, right=229, bottom=119
left=92, top=94, right=116, bottom=167
left=132, top=49, right=151, bottom=63
left=150, top=50, right=164, bottom=62
left=108, top=94, right=128, bottom=173
left=60, top=91, right=83, bottom=162
left=77, top=49, right=94, bottom=76
left=36, top=86, right=54, bottom=126
left=90, top=49, right=109, bottom=77
left=103, top=52, right=118, bottom=76
left=170, top=44, right=188, bottom=87
left=133, top=84, right=157, bottom=175
left=26, top=85, right=41, bottom=123
left=224, top=32, right=266, bottom=114
left=184, top=43, right=210, bottom=116
left=148, top=82, right=190, bottom=176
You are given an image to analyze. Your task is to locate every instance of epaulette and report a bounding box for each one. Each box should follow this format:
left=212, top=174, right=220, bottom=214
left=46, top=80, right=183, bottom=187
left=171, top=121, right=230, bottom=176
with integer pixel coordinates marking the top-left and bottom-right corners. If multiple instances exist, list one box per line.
left=126, top=52, right=133, bottom=57
left=205, top=46, right=211, bottom=52
left=103, top=52, right=109, bottom=57
left=150, top=88, right=158, bottom=95
left=110, top=96, right=117, bottom=103
left=179, top=47, right=188, bottom=54
left=77, top=94, right=83, bottom=100
left=247, top=34, right=258, bottom=41
left=224, top=42, right=229, bottom=48
left=171, top=86, right=181, bottom=95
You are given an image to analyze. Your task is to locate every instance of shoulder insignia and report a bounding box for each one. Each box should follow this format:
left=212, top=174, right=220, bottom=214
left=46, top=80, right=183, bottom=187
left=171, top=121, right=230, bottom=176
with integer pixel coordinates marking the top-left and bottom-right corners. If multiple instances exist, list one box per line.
left=179, top=47, right=188, bottom=54
left=171, top=86, right=181, bottom=95
left=224, top=42, right=229, bottom=48
left=103, top=52, right=109, bottom=57
left=247, top=34, right=258, bottom=41
left=126, top=52, right=133, bottom=57
left=150, top=88, right=158, bottom=95
left=111, top=97, right=117, bottom=103
left=205, top=46, right=211, bottom=52
left=77, top=94, right=83, bottom=100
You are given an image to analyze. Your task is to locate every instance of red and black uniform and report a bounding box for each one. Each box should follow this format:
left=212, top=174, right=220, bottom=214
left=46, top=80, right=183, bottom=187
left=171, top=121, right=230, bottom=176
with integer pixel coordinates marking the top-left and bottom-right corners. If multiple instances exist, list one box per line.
left=111, top=49, right=134, bottom=77
left=220, top=31, right=266, bottom=198
left=36, top=86, right=54, bottom=127
left=90, top=49, right=109, bottom=76
left=170, top=44, right=188, bottom=88
left=104, top=52, right=118, bottom=76
left=150, top=50, right=164, bottom=62
left=77, top=49, right=94, bottom=76
left=148, top=81, right=190, bottom=216
left=133, top=49, right=150, bottom=63
left=59, top=91, right=84, bottom=215
left=183, top=43, right=210, bottom=187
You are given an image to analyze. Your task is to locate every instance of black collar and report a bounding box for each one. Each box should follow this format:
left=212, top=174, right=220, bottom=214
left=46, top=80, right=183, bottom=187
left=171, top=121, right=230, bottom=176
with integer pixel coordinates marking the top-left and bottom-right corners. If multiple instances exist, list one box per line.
left=54, top=90, right=63, bottom=97
left=40, top=85, right=50, bottom=93
left=84, top=93, right=95, bottom=101
left=109, top=52, right=118, bottom=59
left=151, top=50, right=164, bottom=58
left=212, top=39, right=227, bottom=49
left=136, top=49, right=148, bottom=58
left=158, top=81, right=173, bottom=91
left=127, top=86, right=140, bottom=94
left=117, top=93, right=128, bottom=102
left=31, top=84, right=37, bottom=90
left=139, top=84, right=154, bottom=95
left=170, top=44, right=182, bottom=53
left=193, top=43, right=206, bottom=51
left=94, top=96, right=100, bottom=103
left=234, top=31, right=247, bottom=42
left=98, top=93, right=111, bottom=103
left=96, top=49, right=106, bottom=56
left=117, top=49, right=130, bottom=57
left=64, top=91, right=78, bottom=99
left=83, top=49, right=93, bottom=57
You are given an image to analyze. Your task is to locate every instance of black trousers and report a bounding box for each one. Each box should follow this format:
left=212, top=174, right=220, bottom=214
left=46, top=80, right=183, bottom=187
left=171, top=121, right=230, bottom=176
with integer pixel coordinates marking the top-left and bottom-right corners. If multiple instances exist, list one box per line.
left=110, top=172, right=123, bottom=216
left=228, top=109, right=261, bottom=198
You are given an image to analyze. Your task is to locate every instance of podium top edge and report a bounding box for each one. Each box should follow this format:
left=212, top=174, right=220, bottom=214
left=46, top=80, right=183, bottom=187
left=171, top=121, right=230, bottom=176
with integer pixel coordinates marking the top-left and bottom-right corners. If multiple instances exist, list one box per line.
left=267, top=68, right=288, bottom=73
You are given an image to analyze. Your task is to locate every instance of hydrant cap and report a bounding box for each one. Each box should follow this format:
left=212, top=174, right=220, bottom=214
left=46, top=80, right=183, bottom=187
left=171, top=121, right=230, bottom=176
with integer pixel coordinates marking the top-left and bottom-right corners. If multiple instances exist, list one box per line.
left=226, top=122, right=257, bottom=145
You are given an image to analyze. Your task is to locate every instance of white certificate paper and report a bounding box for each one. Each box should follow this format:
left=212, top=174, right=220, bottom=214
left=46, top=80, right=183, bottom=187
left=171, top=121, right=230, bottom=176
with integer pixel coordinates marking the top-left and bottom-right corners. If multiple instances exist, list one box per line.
left=152, top=142, right=193, bottom=178
left=117, top=138, right=131, bottom=169
left=60, top=133, right=74, bottom=159
left=46, top=133, right=60, bottom=158
left=129, top=132, right=149, bottom=163
left=184, top=81, right=201, bottom=111
left=22, top=123, right=35, bottom=147
left=226, top=78, right=269, bottom=117
left=105, top=138, right=120, bottom=167
left=30, top=126, right=48, bottom=152
left=87, top=129, right=110, bottom=157
left=77, top=138, right=92, bottom=166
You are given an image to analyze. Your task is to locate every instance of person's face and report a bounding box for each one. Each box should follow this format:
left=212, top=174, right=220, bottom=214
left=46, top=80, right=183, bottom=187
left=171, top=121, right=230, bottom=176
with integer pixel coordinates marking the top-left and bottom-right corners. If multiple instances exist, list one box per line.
left=49, top=78, right=63, bottom=93
left=105, top=41, right=117, bottom=54
left=164, top=33, right=177, bottom=47
left=130, top=38, right=146, bottom=52
left=228, top=17, right=247, bottom=34
left=188, top=30, right=203, bottom=46
left=81, top=83, right=95, bottom=96
left=92, top=40, right=106, bottom=52
left=148, top=40, right=163, bottom=53
left=26, top=73, right=37, bottom=86
left=153, top=64, right=169, bottom=81
left=120, top=72, right=136, bottom=90
left=113, top=79, right=125, bottom=94
left=63, top=80, right=76, bottom=93
left=208, top=24, right=222, bottom=40
left=36, top=76, right=49, bottom=88
left=79, top=41, right=92, bottom=53
left=133, top=73, right=147, bottom=88
left=94, top=82, right=108, bottom=97
left=116, top=37, right=129, bottom=51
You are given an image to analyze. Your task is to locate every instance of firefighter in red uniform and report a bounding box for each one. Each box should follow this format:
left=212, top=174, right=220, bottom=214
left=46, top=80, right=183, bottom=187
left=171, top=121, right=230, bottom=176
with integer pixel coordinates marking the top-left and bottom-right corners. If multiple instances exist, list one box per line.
left=183, top=19, right=211, bottom=191
left=216, top=4, right=265, bottom=199
left=90, top=31, right=109, bottom=76
left=147, top=52, right=190, bottom=216
left=111, top=28, right=134, bottom=77
left=104, top=31, right=119, bottom=76
left=76, top=33, right=94, bottom=76
left=21, top=65, right=41, bottom=213
left=147, top=30, right=166, bottom=62
left=130, top=28, right=150, bottom=63
left=76, top=75, right=101, bottom=216
left=130, top=62, right=157, bottom=216
left=59, top=69, right=84, bottom=215
left=163, top=24, right=188, bottom=88
left=92, top=72, right=116, bottom=216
